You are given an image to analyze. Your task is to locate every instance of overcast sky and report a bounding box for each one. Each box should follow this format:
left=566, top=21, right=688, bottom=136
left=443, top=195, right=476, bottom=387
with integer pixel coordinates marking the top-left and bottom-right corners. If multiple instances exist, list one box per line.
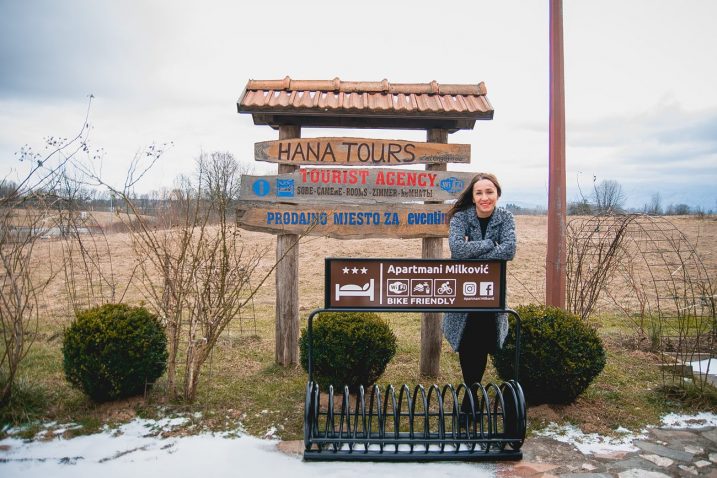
left=1, top=0, right=716, bottom=210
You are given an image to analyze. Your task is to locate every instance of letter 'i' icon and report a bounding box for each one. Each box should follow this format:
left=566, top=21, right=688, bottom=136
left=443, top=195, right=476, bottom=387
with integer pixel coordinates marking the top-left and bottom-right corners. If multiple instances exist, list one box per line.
left=252, top=179, right=270, bottom=197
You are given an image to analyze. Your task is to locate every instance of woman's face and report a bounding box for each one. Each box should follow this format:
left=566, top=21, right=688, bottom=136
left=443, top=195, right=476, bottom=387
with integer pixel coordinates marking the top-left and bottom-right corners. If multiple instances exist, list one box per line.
left=472, top=178, right=499, bottom=218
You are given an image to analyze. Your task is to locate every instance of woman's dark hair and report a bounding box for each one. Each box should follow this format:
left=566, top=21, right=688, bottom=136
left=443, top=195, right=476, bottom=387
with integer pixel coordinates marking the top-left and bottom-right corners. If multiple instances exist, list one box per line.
left=447, top=173, right=502, bottom=221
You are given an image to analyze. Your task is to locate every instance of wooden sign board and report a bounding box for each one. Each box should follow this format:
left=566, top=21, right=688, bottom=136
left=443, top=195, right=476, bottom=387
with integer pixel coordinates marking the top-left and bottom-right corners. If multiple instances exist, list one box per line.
left=325, top=258, right=506, bottom=310
left=240, top=169, right=475, bottom=204
left=255, top=137, right=470, bottom=166
left=236, top=202, right=450, bottom=239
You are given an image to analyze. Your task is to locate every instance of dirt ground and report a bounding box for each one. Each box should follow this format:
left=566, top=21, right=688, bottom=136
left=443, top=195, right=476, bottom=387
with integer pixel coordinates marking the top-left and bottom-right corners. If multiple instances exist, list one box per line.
left=249, top=214, right=717, bottom=314
left=36, top=213, right=717, bottom=328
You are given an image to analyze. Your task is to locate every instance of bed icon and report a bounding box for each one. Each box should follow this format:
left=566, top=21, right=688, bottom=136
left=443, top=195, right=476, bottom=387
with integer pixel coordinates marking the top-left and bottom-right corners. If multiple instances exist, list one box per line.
left=335, top=279, right=375, bottom=302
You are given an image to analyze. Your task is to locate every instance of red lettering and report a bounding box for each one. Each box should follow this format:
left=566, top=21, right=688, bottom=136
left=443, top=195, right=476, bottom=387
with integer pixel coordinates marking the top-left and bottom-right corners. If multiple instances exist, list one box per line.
left=359, top=169, right=369, bottom=184
left=396, top=172, right=405, bottom=186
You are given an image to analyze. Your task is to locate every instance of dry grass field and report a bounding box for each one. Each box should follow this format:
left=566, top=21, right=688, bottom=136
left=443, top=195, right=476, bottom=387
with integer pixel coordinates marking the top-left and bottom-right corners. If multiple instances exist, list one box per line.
left=5, top=213, right=717, bottom=439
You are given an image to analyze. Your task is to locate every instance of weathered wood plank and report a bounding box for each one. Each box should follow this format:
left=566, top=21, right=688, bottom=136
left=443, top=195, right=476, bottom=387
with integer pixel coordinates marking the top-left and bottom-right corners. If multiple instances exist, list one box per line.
left=236, top=202, right=450, bottom=239
left=275, top=124, right=300, bottom=366
left=421, top=128, right=449, bottom=377
left=239, top=169, right=475, bottom=204
left=254, top=137, right=470, bottom=166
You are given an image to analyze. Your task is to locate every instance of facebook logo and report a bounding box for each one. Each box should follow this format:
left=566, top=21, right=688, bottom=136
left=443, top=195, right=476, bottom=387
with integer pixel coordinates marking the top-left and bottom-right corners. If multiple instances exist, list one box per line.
left=479, top=282, right=494, bottom=297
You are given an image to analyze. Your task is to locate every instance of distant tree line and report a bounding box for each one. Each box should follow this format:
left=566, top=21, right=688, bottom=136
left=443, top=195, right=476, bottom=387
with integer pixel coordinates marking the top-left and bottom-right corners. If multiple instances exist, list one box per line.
left=1, top=152, right=248, bottom=220
left=505, top=203, right=546, bottom=215
left=566, top=180, right=713, bottom=217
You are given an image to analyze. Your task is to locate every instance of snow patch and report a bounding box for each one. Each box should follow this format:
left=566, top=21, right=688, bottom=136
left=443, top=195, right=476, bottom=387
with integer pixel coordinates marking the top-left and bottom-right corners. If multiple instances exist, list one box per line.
left=660, top=412, right=717, bottom=429
left=533, top=422, right=645, bottom=455
left=533, top=412, right=717, bottom=456
left=0, top=417, right=494, bottom=478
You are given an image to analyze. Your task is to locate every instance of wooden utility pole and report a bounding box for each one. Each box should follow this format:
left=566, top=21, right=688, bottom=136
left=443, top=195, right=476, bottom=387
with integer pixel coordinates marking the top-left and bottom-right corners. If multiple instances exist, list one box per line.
left=419, top=128, right=447, bottom=377
left=546, top=0, right=567, bottom=308
left=275, top=124, right=301, bottom=365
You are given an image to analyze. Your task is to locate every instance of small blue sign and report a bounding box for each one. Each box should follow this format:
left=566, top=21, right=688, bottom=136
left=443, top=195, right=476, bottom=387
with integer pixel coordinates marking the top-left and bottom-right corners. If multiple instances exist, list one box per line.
left=439, top=177, right=465, bottom=194
left=276, top=179, right=295, bottom=197
left=252, top=179, right=271, bottom=197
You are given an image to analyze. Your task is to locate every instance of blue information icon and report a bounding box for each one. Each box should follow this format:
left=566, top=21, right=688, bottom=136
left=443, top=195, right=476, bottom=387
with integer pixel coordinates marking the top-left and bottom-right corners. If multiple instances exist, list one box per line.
left=252, top=179, right=270, bottom=197
left=439, top=177, right=465, bottom=193
left=276, top=179, right=295, bottom=197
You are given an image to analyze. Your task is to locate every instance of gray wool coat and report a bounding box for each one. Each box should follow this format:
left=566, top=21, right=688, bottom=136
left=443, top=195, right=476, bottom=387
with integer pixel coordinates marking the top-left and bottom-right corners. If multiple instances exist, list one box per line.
left=443, top=206, right=516, bottom=351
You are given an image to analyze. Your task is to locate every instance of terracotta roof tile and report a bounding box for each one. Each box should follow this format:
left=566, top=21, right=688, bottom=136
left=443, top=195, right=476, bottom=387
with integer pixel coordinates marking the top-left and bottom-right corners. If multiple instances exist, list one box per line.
left=237, top=77, right=493, bottom=131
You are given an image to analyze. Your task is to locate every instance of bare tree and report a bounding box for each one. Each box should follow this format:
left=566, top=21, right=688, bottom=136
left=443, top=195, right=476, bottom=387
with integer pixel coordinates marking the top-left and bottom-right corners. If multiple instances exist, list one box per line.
left=0, top=191, right=55, bottom=406
left=0, top=96, right=95, bottom=406
left=592, top=179, right=626, bottom=215
left=644, top=192, right=663, bottom=216
left=80, top=152, right=288, bottom=401
left=54, top=169, right=132, bottom=316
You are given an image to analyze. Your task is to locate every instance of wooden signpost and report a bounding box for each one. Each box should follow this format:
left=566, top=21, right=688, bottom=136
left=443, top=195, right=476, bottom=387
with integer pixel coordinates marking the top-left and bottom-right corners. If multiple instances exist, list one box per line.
left=237, top=78, right=493, bottom=371
left=255, top=137, right=470, bottom=166
left=236, top=202, right=450, bottom=239
left=239, top=169, right=475, bottom=204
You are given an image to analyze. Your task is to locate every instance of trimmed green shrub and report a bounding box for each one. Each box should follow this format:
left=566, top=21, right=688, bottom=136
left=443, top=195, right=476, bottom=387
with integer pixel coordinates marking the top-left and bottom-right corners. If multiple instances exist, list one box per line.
left=299, top=312, right=397, bottom=393
left=493, top=304, right=606, bottom=404
left=63, top=304, right=168, bottom=402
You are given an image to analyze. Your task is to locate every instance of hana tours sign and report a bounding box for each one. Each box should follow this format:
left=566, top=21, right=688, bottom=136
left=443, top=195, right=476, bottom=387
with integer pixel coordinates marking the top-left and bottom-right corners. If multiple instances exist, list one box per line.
left=236, top=137, right=472, bottom=239
left=254, top=137, right=470, bottom=166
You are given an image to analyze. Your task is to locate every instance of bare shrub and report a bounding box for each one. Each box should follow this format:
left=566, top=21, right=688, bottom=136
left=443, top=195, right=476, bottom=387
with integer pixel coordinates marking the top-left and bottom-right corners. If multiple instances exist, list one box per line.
left=52, top=171, right=132, bottom=315
left=86, top=152, right=288, bottom=401
left=567, top=213, right=715, bottom=395
left=566, top=215, right=633, bottom=321
left=0, top=97, right=95, bottom=406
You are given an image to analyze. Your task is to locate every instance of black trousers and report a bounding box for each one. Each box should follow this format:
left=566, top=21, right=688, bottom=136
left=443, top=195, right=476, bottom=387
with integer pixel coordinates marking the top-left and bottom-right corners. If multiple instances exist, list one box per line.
left=458, top=312, right=497, bottom=412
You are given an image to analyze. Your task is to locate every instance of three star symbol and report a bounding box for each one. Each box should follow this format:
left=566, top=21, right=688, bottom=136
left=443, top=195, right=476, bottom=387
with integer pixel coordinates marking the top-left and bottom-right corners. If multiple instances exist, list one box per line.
left=342, top=266, right=368, bottom=274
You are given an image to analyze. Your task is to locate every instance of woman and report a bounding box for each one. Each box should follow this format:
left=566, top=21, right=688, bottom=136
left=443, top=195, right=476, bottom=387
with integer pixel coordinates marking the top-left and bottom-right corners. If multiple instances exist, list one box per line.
left=443, top=172, right=516, bottom=391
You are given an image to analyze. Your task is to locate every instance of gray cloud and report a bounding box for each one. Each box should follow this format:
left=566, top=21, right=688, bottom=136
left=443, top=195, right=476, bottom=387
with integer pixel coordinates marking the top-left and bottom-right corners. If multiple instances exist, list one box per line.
left=0, top=1, right=154, bottom=99
left=569, top=106, right=717, bottom=155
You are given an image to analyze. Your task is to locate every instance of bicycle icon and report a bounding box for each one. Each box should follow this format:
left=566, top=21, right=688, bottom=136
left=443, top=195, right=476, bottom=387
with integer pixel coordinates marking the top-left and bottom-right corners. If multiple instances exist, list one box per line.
left=435, top=280, right=455, bottom=296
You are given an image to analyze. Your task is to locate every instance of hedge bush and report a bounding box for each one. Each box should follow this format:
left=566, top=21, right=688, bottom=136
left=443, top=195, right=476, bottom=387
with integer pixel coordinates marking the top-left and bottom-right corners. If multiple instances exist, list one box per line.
left=493, top=304, right=606, bottom=404
left=299, top=312, right=397, bottom=393
left=63, top=304, right=168, bottom=402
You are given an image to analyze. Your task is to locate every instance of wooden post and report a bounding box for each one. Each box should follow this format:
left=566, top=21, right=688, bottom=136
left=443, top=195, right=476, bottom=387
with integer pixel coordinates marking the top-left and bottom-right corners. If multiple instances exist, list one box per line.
left=276, top=124, right=301, bottom=365
left=546, top=0, right=567, bottom=308
left=419, top=128, right=448, bottom=377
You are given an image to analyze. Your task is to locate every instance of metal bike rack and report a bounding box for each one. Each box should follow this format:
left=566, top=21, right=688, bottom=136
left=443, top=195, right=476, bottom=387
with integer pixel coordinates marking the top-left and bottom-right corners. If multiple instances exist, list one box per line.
left=302, top=258, right=527, bottom=462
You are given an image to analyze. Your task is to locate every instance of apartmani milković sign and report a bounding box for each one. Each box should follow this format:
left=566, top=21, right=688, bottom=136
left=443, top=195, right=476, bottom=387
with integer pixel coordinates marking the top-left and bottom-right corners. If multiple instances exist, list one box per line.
left=236, top=137, right=474, bottom=239
left=326, top=258, right=506, bottom=310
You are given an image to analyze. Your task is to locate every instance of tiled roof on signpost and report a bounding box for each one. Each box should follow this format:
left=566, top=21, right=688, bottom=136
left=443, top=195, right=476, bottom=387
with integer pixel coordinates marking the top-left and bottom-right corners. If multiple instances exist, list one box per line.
left=237, top=77, right=494, bottom=132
